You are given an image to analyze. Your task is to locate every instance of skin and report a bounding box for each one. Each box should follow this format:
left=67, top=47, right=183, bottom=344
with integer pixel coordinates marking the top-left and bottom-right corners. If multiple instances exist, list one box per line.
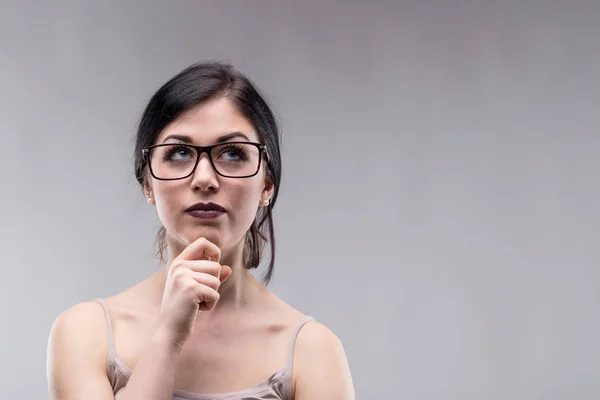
left=47, top=97, right=355, bottom=399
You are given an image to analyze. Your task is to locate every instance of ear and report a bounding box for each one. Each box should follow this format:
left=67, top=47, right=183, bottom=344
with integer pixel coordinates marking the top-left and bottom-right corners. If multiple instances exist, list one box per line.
left=261, top=175, right=275, bottom=204
left=143, top=178, right=154, bottom=204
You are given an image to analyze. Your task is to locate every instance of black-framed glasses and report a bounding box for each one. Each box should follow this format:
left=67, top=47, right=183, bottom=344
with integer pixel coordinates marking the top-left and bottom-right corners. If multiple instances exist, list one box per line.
left=142, top=141, right=268, bottom=180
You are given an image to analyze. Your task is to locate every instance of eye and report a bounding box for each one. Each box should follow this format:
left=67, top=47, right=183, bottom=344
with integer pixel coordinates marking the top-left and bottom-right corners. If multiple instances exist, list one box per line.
left=217, top=144, right=248, bottom=162
left=164, top=145, right=194, bottom=162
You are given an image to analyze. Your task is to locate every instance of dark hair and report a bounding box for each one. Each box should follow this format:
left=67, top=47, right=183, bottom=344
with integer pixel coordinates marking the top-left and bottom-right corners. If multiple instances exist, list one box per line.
left=133, top=61, right=282, bottom=285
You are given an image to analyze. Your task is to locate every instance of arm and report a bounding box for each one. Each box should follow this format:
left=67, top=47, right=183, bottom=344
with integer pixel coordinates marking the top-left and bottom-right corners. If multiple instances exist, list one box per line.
left=47, top=301, right=182, bottom=400
left=293, top=322, right=355, bottom=400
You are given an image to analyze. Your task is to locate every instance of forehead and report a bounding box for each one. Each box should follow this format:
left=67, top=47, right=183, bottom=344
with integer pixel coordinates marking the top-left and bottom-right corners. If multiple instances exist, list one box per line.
left=156, top=97, right=258, bottom=144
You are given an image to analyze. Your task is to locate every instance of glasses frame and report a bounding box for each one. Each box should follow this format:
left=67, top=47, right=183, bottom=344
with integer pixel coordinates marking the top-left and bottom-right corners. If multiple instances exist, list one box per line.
left=142, top=141, right=269, bottom=180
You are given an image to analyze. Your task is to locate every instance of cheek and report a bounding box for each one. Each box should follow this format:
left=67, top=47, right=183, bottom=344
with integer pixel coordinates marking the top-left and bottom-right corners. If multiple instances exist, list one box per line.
left=153, top=183, right=184, bottom=229
left=228, top=184, right=262, bottom=224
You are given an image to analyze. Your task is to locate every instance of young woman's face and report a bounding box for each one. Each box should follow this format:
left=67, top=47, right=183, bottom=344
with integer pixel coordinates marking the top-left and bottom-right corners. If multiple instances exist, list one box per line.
left=145, top=97, right=273, bottom=253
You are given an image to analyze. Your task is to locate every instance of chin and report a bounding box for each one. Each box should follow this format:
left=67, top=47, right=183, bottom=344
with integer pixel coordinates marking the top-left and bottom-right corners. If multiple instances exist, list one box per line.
left=185, top=228, right=223, bottom=247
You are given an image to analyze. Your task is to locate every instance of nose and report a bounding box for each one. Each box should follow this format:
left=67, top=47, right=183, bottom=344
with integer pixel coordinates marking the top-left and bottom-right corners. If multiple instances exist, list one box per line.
left=190, top=152, right=219, bottom=191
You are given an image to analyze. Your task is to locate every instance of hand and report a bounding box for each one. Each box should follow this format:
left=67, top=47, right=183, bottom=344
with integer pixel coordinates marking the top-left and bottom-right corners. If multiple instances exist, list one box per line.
left=156, top=237, right=232, bottom=348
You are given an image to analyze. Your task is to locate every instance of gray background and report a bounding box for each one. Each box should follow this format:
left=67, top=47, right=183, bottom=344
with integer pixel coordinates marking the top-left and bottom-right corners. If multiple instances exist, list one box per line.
left=1, top=1, right=599, bottom=399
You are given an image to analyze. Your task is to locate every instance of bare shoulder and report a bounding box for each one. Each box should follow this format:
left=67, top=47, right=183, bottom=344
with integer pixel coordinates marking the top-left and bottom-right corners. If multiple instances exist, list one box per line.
left=297, top=319, right=341, bottom=346
left=49, top=300, right=108, bottom=362
left=292, top=320, right=355, bottom=400
left=47, top=300, right=114, bottom=399
left=295, top=320, right=346, bottom=364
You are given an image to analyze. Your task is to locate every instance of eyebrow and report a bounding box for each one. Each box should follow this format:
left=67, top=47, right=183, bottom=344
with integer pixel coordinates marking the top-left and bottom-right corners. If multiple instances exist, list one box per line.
left=161, top=132, right=251, bottom=144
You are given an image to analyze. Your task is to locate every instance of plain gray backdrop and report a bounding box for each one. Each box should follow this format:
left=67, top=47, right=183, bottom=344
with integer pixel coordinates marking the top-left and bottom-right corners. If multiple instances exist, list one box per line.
left=1, top=1, right=599, bottom=399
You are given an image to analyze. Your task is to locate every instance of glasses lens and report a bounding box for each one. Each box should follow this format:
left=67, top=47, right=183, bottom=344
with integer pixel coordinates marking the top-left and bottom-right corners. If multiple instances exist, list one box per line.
left=149, top=143, right=260, bottom=179
left=211, top=142, right=260, bottom=177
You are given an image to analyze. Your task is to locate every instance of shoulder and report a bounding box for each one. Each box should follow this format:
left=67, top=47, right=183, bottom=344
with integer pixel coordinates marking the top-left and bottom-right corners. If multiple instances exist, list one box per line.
left=48, top=300, right=109, bottom=367
left=292, top=320, right=355, bottom=400
left=47, top=300, right=113, bottom=397
left=294, top=320, right=346, bottom=366
left=49, top=300, right=108, bottom=347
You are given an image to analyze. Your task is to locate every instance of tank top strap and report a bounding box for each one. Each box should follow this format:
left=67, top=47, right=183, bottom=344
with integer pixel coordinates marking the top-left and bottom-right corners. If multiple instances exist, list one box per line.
left=94, top=298, right=117, bottom=363
left=283, top=315, right=314, bottom=399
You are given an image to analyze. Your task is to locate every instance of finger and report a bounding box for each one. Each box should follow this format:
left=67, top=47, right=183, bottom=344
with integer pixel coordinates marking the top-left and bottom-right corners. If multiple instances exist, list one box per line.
left=198, top=285, right=220, bottom=305
left=199, top=301, right=216, bottom=311
left=184, top=260, right=221, bottom=278
left=177, top=237, right=221, bottom=262
left=190, top=271, right=221, bottom=291
left=195, top=285, right=220, bottom=308
left=219, top=265, right=232, bottom=283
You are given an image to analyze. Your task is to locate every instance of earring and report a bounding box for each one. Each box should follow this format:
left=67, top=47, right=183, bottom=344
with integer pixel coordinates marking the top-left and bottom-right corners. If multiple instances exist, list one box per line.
left=262, top=199, right=270, bottom=206
left=146, top=197, right=153, bottom=204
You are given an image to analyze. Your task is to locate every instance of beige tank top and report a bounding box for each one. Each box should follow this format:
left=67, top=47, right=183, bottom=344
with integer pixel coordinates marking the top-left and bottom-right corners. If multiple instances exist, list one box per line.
left=95, top=298, right=314, bottom=400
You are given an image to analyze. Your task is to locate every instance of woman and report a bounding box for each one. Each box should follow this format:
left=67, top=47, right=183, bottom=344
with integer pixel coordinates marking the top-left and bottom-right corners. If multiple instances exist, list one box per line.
left=47, top=61, right=355, bottom=400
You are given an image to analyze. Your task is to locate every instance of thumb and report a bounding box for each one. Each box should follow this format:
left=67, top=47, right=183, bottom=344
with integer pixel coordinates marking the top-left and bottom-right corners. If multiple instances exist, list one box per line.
left=220, top=265, right=232, bottom=283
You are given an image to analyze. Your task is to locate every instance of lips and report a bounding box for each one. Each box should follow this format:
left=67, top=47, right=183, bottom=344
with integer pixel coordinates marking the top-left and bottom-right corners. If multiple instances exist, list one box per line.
left=185, top=202, right=226, bottom=212
left=185, top=202, right=226, bottom=220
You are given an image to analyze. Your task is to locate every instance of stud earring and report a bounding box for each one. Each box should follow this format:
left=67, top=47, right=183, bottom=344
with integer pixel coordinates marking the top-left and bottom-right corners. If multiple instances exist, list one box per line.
left=146, top=197, right=153, bottom=204
left=262, top=199, right=270, bottom=206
